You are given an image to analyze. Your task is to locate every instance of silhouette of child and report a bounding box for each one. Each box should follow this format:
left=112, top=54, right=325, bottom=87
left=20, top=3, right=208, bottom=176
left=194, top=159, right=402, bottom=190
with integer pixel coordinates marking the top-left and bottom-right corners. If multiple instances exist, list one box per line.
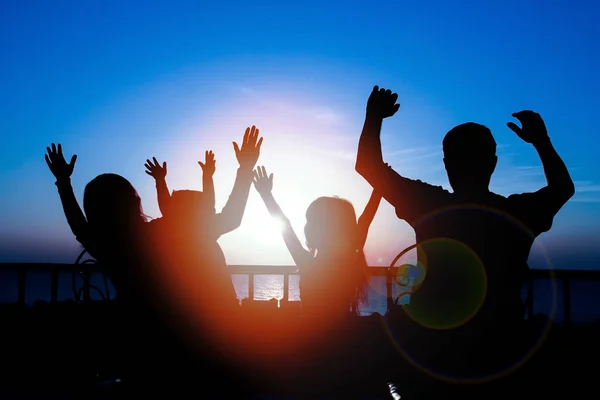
left=252, top=165, right=382, bottom=319
left=143, top=126, right=263, bottom=335
left=144, top=150, right=216, bottom=218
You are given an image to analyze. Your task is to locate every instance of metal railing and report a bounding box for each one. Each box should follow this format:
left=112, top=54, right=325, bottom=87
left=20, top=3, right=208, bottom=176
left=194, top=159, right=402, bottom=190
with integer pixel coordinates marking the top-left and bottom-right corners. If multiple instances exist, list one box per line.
left=1, top=261, right=599, bottom=323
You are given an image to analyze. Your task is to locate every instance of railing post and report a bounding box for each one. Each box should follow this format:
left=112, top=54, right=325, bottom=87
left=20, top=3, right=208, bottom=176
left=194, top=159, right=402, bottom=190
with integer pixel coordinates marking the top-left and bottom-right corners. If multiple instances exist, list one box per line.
left=248, top=273, right=254, bottom=301
left=82, top=269, right=92, bottom=303
left=563, top=276, right=571, bottom=324
left=386, top=270, right=394, bottom=313
left=283, top=273, right=289, bottom=302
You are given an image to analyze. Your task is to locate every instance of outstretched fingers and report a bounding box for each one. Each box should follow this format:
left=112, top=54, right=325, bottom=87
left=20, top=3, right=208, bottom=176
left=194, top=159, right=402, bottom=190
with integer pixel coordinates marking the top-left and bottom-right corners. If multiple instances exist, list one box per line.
left=243, top=127, right=250, bottom=146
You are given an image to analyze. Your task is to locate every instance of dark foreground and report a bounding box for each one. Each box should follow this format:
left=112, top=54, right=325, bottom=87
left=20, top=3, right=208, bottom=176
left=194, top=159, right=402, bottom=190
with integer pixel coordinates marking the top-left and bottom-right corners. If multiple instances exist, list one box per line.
left=0, top=301, right=598, bottom=399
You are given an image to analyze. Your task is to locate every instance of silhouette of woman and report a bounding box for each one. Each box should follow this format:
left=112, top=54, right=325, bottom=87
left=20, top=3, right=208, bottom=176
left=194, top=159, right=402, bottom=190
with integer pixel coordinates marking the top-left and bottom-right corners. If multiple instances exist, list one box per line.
left=45, top=143, right=157, bottom=307
left=45, top=143, right=179, bottom=392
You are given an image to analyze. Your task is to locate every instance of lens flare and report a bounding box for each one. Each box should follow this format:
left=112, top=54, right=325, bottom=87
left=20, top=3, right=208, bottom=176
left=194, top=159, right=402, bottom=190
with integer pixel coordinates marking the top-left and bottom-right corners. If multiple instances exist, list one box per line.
left=380, top=204, right=559, bottom=384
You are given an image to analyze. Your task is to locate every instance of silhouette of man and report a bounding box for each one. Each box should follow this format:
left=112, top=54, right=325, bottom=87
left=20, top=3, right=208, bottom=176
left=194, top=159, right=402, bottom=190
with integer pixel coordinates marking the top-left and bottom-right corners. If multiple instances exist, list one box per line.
left=356, top=86, right=575, bottom=333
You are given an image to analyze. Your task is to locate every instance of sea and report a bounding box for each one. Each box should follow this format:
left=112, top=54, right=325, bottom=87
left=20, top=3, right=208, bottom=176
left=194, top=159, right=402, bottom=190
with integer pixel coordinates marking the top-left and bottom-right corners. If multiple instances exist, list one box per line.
left=1, top=269, right=599, bottom=323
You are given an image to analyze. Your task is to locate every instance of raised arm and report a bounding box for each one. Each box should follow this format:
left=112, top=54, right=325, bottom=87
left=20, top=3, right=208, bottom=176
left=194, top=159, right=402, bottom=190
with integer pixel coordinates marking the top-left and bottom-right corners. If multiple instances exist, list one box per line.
left=144, top=157, right=170, bottom=217
left=215, top=126, right=263, bottom=235
left=45, top=143, right=88, bottom=240
left=253, top=166, right=312, bottom=269
left=507, top=111, right=575, bottom=217
left=357, top=189, right=383, bottom=249
left=355, top=86, right=400, bottom=185
left=355, top=86, right=447, bottom=223
left=198, top=150, right=216, bottom=213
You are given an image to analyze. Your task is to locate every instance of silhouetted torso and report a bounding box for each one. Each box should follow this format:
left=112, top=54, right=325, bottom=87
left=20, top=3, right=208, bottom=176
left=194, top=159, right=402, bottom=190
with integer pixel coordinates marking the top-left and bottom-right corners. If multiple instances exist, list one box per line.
left=149, top=218, right=236, bottom=301
left=393, top=179, right=554, bottom=329
left=300, top=255, right=356, bottom=320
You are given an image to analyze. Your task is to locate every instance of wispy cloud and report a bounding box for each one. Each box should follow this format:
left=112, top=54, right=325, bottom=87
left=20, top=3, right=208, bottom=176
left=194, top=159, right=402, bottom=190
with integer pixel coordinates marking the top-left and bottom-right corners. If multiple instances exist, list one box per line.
left=570, top=197, right=600, bottom=203
left=570, top=181, right=600, bottom=203
left=574, top=181, right=600, bottom=193
left=385, top=146, right=442, bottom=166
left=231, top=84, right=345, bottom=127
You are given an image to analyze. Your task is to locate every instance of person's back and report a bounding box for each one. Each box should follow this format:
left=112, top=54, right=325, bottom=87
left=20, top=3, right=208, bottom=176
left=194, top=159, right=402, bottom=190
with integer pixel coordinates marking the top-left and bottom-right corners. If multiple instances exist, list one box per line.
left=406, top=190, right=543, bottom=330
left=150, top=194, right=237, bottom=312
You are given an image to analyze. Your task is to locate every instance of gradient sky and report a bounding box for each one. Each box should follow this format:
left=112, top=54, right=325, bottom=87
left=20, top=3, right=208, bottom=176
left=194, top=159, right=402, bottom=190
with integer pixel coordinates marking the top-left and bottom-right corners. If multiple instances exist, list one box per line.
left=1, top=0, right=598, bottom=269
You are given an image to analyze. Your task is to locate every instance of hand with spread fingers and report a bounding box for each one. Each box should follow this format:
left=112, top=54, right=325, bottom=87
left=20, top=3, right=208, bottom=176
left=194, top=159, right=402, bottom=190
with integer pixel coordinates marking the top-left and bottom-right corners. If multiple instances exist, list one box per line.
left=253, top=165, right=273, bottom=196
left=233, top=125, right=263, bottom=170
left=45, top=143, right=77, bottom=181
left=198, top=150, right=216, bottom=176
left=144, top=157, right=167, bottom=181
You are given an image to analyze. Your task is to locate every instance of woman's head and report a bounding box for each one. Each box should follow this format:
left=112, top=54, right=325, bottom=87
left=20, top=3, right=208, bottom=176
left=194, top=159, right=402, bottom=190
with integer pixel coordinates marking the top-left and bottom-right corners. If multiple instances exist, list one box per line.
left=83, top=173, right=147, bottom=235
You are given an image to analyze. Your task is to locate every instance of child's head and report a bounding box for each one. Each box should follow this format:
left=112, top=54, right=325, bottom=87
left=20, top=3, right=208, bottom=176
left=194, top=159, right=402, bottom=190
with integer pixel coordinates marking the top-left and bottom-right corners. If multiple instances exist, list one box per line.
left=165, top=190, right=214, bottom=228
left=304, top=196, right=360, bottom=255
left=83, top=173, right=147, bottom=236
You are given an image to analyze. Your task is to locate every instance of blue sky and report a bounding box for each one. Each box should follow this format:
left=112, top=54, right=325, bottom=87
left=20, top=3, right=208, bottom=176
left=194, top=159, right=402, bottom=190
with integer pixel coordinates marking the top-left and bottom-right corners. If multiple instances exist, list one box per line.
left=0, top=0, right=598, bottom=269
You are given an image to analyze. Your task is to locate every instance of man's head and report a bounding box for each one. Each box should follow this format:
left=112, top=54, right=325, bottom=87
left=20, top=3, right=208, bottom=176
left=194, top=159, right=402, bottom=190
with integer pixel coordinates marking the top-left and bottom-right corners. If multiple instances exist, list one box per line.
left=442, top=122, right=497, bottom=194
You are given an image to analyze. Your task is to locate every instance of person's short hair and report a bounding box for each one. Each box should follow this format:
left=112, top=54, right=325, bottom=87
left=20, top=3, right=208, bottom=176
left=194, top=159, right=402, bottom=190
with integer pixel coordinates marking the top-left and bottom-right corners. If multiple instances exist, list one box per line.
left=443, top=122, right=496, bottom=160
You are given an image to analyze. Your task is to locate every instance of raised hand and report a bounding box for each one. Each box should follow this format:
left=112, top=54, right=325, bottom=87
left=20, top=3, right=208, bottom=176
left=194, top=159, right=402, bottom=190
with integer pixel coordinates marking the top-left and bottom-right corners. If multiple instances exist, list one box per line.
left=144, top=157, right=167, bottom=181
left=198, top=150, right=216, bottom=176
left=253, top=165, right=273, bottom=196
left=233, top=125, right=263, bottom=170
left=507, top=110, right=549, bottom=145
left=45, top=143, right=77, bottom=180
left=366, top=85, right=400, bottom=119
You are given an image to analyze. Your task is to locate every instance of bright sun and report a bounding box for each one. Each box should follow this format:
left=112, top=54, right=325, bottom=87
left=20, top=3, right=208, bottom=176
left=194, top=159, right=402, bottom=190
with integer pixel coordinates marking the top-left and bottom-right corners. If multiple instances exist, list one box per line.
left=167, top=88, right=380, bottom=265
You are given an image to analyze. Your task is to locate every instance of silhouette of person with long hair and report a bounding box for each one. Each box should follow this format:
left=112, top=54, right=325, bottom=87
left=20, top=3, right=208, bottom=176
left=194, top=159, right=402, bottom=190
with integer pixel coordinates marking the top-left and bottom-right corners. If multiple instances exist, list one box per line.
left=45, top=143, right=175, bottom=392
left=252, top=166, right=382, bottom=396
left=355, top=86, right=575, bottom=377
left=252, top=165, right=382, bottom=319
left=45, top=143, right=157, bottom=307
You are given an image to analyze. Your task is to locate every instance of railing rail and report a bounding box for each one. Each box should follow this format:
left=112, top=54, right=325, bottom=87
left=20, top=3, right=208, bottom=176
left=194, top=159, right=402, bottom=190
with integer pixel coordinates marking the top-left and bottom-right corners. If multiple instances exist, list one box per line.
left=1, top=262, right=599, bottom=324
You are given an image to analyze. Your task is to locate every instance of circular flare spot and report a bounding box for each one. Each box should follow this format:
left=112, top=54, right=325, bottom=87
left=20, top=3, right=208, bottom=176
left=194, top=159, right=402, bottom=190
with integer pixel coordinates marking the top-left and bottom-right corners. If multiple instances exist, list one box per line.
left=400, top=238, right=487, bottom=330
